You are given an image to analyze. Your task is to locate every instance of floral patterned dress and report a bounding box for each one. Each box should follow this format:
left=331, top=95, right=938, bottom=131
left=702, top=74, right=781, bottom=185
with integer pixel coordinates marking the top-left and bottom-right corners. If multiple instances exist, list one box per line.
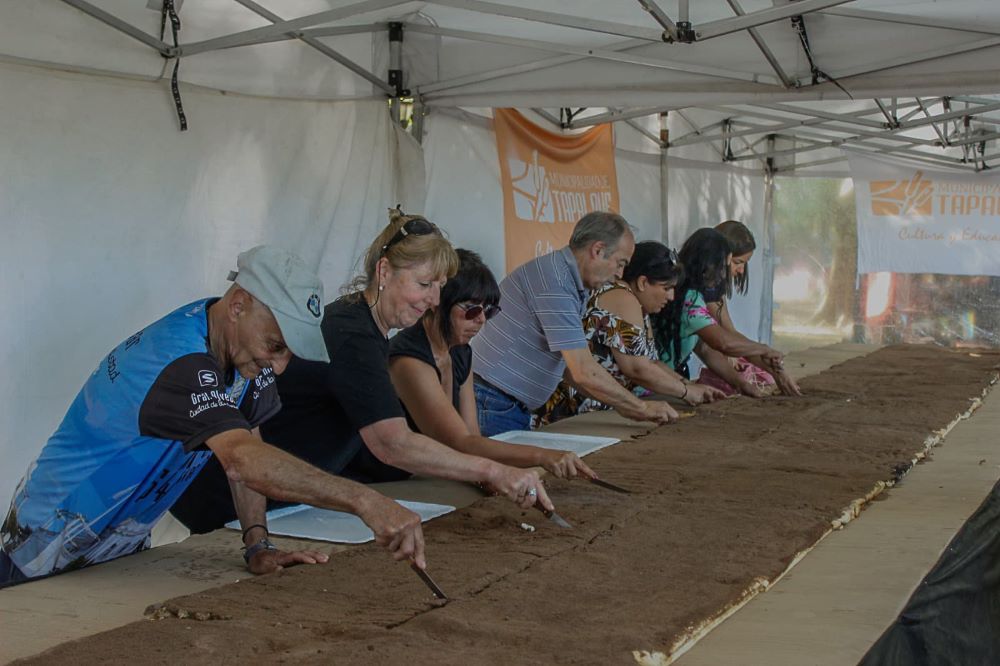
left=533, top=282, right=658, bottom=427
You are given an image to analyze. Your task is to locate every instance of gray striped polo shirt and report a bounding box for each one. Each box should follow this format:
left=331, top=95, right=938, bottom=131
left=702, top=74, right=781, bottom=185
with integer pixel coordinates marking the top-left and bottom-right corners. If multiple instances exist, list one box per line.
left=471, top=246, right=588, bottom=410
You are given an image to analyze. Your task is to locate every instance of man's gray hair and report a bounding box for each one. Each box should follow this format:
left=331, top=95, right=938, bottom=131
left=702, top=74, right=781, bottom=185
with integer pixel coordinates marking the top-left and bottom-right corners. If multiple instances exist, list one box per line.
left=569, top=211, right=634, bottom=251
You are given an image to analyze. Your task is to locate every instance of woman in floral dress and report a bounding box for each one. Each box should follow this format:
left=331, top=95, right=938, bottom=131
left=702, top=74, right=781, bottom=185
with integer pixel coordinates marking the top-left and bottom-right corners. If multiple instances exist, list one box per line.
left=535, top=241, right=724, bottom=426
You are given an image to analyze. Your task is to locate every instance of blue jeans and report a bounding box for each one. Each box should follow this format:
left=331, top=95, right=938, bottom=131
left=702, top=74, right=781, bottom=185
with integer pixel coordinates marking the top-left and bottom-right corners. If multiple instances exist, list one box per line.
left=474, top=381, right=531, bottom=437
left=0, top=549, right=29, bottom=589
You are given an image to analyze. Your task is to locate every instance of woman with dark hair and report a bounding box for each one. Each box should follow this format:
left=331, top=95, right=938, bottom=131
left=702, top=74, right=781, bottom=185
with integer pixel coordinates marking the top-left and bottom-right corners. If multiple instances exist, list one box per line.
left=698, top=220, right=801, bottom=397
left=389, top=249, right=595, bottom=479
left=651, top=227, right=797, bottom=397
left=716, top=219, right=755, bottom=296
left=536, top=241, right=725, bottom=426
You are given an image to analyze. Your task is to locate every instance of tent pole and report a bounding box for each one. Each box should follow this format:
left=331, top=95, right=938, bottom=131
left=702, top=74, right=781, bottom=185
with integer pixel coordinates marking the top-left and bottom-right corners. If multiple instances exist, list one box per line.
left=388, top=22, right=405, bottom=126
left=232, top=0, right=393, bottom=94
left=59, top=0, right=170, bottom=54
left=659, top=112, right=670, bottom=245
left=411, top=101, right=426, bottom=144
left=758, top=135, right=777, bottom=346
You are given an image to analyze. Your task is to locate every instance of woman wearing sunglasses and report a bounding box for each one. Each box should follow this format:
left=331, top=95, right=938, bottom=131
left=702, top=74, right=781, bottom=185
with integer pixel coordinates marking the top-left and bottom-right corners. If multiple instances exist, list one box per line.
left=535, top=241, right=725, bottom=426
left=174, top=210, right=554, bottom=534
left=389, top=249, right=596, bottom=479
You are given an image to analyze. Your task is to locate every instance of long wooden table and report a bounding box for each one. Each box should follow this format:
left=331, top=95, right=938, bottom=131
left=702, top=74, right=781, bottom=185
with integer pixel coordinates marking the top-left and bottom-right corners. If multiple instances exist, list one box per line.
left=14, top=343, right=972, bottom=664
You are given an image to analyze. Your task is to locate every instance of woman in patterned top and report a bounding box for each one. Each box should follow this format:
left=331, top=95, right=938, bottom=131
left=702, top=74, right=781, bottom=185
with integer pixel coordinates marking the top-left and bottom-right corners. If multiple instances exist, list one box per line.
left=697, top=220, right=801, bottom=396
left=535, top=241, right=725, bottom=426
left=651, top=228, right=789, bottom=397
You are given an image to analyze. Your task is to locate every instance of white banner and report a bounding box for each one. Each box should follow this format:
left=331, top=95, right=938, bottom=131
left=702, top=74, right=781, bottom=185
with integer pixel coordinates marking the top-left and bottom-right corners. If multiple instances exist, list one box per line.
left=848, top=151, right=1000, bottom=276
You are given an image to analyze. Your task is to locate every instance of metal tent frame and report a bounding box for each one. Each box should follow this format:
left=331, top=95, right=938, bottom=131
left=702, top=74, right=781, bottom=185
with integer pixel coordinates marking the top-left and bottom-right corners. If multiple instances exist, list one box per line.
left=43, top=0, right=1000, bottom=176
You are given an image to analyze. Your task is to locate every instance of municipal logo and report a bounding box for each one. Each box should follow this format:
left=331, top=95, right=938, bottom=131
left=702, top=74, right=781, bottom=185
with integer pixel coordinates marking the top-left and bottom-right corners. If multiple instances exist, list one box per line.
left=307, top=293, right=322, bottom=318
left=870, top=170, right=933, bottom=216
left=508, top=150, right=555, bottom=223
left=198, top=370, right=219, bottom=388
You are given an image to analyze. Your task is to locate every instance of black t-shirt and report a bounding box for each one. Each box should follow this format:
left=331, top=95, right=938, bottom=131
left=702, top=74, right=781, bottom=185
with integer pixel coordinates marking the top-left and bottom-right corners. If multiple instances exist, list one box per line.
left=264, top=295, right=406, bottom=460
left=140, top=354, right=281, bottom=452
left=388, top=322, right=472, bottom=424
left=171, top=295, right=407, bottom=532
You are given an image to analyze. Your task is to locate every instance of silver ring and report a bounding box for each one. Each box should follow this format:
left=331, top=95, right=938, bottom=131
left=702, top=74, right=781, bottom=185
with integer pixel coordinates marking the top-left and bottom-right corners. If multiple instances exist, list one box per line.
left=527, top=488, right=537, bottom=497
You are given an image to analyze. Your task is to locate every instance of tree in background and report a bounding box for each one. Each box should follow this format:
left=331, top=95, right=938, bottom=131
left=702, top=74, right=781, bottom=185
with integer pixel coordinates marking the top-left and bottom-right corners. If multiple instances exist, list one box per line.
left=773, top=177, right=858, bottom=328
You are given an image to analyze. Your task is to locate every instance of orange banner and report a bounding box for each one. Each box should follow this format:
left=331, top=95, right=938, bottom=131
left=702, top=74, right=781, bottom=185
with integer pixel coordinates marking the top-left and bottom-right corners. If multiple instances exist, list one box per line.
left=494, top=109, right=620, bottom=274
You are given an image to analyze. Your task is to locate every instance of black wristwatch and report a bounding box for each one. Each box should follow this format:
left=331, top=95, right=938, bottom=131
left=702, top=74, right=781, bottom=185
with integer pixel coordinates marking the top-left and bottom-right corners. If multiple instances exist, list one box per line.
left=243, top=537, right=278, bottom=564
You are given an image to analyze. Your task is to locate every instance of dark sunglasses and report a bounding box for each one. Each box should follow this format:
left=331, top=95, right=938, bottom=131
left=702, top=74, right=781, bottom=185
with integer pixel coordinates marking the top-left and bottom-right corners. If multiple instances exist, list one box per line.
left=380, top=216, right=438, bottom=257
left=646, top=247, right=680, bottom=272
left=456, top=301, right=501, bottom=321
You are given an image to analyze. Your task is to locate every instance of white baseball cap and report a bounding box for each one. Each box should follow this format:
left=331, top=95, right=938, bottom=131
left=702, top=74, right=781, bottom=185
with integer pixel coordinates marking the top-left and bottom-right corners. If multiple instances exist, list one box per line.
left=229, top=246, right=330, bottom=363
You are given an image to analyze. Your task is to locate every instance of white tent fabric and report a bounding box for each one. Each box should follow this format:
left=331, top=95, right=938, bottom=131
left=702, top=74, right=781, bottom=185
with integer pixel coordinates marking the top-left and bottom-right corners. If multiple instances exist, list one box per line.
left=0, top=0, right=382, bottom=99
left=0, top=61, right=415, bottom=510
left=4, top=1, right=999, bottom=176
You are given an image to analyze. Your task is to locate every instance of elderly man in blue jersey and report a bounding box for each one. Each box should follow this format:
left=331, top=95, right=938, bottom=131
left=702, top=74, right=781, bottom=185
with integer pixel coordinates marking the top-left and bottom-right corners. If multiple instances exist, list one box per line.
left=0, top=246, right=426, bottom=588
left=472, top=211, right=678, bottom=435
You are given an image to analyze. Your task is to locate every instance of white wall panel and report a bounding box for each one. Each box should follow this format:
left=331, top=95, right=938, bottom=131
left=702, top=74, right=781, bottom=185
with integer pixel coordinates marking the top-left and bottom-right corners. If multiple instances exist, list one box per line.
left=0, top=61, right=401, bottom=510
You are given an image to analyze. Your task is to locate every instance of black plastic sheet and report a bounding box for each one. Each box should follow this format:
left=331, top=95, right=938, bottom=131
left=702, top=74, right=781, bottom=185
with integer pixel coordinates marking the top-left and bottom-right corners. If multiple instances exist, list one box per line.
left=860, top=479, right=1000, bottom=665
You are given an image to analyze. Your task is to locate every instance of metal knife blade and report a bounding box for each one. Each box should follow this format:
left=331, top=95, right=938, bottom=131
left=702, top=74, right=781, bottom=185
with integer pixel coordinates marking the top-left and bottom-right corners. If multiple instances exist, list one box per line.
left=536, top=505, right=572, bottom=529
left=590, top=478, right=632, bottom=494
left=410, top=561, right=448, bottom=600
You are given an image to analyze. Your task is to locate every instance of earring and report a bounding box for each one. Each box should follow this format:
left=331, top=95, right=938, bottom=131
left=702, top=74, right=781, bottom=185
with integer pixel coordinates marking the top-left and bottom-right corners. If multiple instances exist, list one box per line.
left=379, top=284, right=384, bottom=291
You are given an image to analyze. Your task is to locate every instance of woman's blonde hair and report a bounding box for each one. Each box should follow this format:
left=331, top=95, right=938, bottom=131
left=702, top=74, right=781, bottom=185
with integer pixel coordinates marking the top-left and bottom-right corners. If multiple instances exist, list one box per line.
left=347, top=207, right=458, bottom=294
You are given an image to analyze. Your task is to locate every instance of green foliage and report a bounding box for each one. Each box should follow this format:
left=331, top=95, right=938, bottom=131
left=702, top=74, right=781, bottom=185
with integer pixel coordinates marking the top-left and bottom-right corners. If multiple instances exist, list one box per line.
left=773, top=177, right=856, bottom=272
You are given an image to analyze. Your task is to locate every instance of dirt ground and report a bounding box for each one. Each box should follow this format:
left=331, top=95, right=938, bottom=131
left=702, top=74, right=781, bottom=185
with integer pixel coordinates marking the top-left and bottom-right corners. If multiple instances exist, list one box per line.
left=18, top=345, right=1000, bottom=665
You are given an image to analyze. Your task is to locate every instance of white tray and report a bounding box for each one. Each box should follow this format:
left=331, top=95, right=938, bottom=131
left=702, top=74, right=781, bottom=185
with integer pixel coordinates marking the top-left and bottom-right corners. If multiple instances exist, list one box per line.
left=225, top=500, right=455, bottom=544
left=490, top=430, right=620, bottom=457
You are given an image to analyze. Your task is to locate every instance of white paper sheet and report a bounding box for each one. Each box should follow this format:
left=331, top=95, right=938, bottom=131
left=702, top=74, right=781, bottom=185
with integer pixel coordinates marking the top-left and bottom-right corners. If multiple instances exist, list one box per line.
left=490, top=430, right=620, bottom=457
left=225, top=501, right=455, bottom=544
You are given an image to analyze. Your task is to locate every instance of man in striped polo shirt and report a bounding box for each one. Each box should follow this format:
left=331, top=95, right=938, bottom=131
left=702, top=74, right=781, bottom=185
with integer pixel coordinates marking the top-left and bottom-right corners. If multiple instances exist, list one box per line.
left=471, top=211, right=676, bottom=436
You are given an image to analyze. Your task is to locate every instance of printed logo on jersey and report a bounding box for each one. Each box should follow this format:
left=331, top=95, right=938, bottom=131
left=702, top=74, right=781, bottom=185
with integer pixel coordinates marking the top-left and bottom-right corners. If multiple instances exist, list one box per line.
left=252, top=367, right=276, bottom=401
left=198, top=370, right=219, bottom=388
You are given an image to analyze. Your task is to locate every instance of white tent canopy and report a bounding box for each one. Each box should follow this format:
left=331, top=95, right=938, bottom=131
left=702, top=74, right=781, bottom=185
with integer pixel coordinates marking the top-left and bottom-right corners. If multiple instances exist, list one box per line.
left=7, top=1, right=1000, bottom=101
left=4, top=1, right=1000, bottom=173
